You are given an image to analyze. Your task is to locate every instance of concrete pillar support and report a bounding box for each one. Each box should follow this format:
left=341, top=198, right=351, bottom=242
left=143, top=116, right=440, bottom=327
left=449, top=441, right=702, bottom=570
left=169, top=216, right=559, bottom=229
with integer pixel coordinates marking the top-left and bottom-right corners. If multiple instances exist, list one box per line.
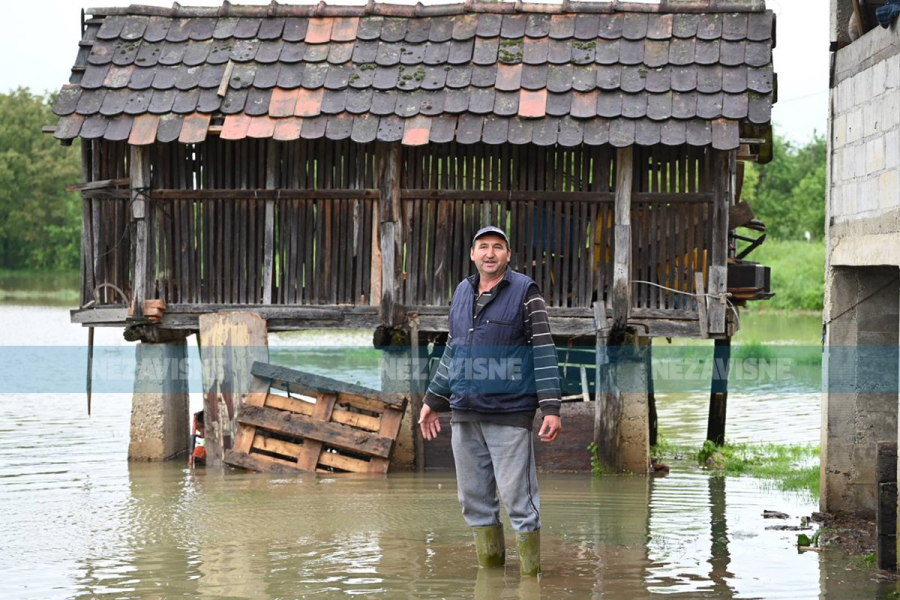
left=129, top=339, right=190, bottom=461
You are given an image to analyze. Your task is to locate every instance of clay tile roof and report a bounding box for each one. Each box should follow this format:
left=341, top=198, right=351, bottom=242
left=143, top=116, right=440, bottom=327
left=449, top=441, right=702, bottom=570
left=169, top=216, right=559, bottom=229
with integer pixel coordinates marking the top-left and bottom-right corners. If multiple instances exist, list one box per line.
left=53, top=0, right=775, bottom=150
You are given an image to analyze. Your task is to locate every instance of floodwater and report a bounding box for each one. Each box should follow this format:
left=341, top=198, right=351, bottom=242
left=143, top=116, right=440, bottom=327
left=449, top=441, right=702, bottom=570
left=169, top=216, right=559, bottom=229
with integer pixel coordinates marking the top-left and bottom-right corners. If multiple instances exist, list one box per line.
left=0, top=302, right=894, bottom=599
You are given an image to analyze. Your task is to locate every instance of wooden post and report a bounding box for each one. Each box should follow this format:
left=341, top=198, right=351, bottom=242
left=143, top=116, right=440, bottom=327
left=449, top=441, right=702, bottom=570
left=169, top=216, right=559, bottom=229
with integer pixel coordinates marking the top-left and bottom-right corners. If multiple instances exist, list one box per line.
left=80, top=142, right=95, bottom=306
left=706, top=336, right=731, bottom=445
left=707, top=150, right=732, bottom=335
left=263, top=139, right=278, bottom=304
left=646, top=338, right=657, bottom=448
left=593, top=300, right=618, bottom=469
left=612, top=147, right=633, bottom=329
left=409, top=314, right=426, bottom=473
left=130, top=145, right=150, bottom=317
left=876, top=441, right=897, bottom=570
left=377, top=141, right=403, bottom=328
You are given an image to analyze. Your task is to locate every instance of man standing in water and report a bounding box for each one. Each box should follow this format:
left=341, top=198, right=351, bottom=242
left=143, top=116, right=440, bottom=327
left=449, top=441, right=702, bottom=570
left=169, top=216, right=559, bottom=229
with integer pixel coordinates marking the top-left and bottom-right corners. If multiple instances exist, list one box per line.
left=418, top=226, right=562, bottom=577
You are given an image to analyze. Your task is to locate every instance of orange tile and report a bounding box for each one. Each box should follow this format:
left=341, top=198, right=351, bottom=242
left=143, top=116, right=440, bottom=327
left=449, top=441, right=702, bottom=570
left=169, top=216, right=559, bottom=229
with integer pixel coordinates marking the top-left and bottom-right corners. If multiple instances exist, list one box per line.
left=518, top=89, right=547, bottom=118
left=273, top=117, right=304, bottom=141
left=220, top=114, right=252, bottom=140
left=402, top=115, right=432, bottom=146
left=294, top=88, right=325, bottom=117
left=247, top=115, right=277, bottom=138
left=269, top=87, right=301, bottom=117
left=330, top=17, right=360, bottom=42
left=305, top=17, right=334, bottom=44
left=496, top=63, right=523, bottom=92
left=178, top=112, right=211, bottom=144
left=128, top=114, right=160, bottom=145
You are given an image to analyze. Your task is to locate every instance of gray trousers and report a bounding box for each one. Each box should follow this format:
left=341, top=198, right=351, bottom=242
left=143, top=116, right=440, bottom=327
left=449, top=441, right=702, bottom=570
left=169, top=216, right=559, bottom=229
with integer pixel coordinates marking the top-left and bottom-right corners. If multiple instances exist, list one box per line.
left=450, top=421, right=541, bottom=533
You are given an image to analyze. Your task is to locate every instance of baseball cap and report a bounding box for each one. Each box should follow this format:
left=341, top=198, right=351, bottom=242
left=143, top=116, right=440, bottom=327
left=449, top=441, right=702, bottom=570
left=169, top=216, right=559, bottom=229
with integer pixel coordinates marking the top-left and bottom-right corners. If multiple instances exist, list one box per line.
left=472, top=226, right=509, bottom=246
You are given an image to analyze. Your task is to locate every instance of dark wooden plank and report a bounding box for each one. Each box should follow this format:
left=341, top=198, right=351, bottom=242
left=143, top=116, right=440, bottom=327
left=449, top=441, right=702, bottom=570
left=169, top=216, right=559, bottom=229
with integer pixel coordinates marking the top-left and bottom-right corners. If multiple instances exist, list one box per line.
left=237, top=404, right=395, bottom=459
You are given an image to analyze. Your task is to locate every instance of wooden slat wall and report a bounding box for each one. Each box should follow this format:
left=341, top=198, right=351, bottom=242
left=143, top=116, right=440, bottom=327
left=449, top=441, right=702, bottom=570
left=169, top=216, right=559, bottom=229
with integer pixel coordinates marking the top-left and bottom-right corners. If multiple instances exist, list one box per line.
left=81, top=140, right=131, bottom=306
left=400, top=142, right=615, bottom=309
left=80, top=138, right=714, bottom=315
left=630, top=145, right=713, bottom=315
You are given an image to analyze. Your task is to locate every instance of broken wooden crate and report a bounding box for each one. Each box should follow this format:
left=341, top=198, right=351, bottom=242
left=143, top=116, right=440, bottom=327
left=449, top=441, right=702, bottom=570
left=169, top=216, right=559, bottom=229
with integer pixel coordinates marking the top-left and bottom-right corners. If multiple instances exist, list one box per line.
left=225, top=362, right=407, bottom=474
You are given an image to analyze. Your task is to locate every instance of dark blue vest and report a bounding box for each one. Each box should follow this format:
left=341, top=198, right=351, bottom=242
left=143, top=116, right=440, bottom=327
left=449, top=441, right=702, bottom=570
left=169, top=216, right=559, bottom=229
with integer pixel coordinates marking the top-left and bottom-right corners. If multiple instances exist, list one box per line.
left=447, top=268, right=538, bottom=413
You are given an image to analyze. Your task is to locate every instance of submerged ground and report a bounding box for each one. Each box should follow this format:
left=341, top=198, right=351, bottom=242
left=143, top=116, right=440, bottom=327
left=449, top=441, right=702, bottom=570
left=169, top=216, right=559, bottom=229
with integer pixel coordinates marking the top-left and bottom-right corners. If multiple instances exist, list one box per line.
left=0, top=302, right=895, bottom=599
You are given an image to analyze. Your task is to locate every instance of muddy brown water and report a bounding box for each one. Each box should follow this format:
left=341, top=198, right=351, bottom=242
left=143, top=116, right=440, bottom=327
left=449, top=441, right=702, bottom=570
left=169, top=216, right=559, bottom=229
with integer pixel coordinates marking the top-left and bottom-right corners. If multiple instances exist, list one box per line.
left=0, top=305, right=894, bottom=599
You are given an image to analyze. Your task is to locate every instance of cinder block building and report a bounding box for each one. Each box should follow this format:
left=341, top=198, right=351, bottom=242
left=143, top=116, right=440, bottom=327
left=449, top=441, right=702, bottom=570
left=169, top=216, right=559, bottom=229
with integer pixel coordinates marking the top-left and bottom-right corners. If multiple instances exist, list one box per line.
left=824, top=0, right=900, bottom=517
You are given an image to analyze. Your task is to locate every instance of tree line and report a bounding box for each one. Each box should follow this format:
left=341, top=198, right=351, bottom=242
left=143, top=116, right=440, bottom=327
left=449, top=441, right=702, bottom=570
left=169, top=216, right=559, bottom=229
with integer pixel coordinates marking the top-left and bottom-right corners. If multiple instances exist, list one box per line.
left=0, top=87, right=826, bottom=272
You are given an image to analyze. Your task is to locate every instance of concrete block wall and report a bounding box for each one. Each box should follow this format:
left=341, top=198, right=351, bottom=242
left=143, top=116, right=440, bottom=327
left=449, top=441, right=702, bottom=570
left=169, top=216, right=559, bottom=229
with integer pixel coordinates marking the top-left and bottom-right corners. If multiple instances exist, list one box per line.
left=831, top=39, right=900, bottom=223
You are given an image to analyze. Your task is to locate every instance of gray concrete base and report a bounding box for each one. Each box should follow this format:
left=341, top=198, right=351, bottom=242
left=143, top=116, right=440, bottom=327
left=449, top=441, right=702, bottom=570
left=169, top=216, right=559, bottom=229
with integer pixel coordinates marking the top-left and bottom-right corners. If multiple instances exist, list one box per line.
left=129, top=340, right=191, bottom=461
left=822, top=266, right=899, bottom=518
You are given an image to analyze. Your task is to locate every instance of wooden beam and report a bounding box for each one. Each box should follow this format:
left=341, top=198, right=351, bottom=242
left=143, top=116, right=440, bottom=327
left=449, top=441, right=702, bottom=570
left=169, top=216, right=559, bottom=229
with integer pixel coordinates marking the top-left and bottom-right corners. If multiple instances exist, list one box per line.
left=263, top=139, right=278, bottom=304
left=707, top=150, right=732, bottom=335
left=612, top=147, right=633, bottom=329
left=130, top=145, right=150, bottom=318
left=377, top=141, right=403, bottom=328
left=67, top=177, right=131, bottom=193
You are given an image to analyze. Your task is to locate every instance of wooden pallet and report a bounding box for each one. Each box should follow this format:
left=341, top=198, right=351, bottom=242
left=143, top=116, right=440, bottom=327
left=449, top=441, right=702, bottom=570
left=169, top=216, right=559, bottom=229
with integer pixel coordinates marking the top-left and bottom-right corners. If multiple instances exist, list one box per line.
left=224, top=362, right=407, bottom=474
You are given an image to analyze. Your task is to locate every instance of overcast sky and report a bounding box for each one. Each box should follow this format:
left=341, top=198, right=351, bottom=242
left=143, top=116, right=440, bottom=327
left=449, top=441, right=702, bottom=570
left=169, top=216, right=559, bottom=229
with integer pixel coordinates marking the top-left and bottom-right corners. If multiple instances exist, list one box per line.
left=2, top=0, right=829, bottom=145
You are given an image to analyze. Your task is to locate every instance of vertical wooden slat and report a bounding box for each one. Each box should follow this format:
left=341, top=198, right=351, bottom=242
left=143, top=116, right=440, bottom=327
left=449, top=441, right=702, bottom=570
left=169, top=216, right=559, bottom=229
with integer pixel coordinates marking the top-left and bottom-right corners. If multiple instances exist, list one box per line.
left=263, top=140, right=278, bottom=304
left=130, top=145, right=150, bottom=317
left=611, top=146, right=633, bottom=328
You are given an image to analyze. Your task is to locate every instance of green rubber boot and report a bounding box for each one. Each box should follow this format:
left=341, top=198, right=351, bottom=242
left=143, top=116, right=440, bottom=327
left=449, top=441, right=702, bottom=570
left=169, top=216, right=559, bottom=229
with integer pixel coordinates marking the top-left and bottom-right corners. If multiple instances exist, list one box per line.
left=473, top=525, right=505, bottom=568
left=516, top=530, right=541, bottom=577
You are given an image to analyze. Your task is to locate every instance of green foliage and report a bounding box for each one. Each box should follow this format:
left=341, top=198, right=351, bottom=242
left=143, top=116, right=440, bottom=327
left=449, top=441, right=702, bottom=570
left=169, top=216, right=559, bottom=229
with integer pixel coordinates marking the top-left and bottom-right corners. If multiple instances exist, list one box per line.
left=741, top=132, right=827, bottom=241
left=797, top=529, right=821, bottom=548
left=0, top=88, right=82, bottom=270
left=693, top=441, right=820, bottom=500
left=587, top=442, right=604, bottom=476
left=741, top=239, right=826, bottom=311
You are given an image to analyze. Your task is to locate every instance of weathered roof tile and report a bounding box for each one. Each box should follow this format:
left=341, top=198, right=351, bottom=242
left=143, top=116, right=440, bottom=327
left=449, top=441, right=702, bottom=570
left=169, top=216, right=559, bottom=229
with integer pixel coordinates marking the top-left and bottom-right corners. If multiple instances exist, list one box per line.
left=548, top=39, right=573, bottom=64
left=525, top=14, right=551, bottom=38
left=647, top=14, right=674, bottom=40
left=277, top=62, right=306, bottom=88
left=471, top=64, right=497, bottom=87
left=370, top=89, right=397, bottom=115
left=351, top=113, right=379, bottom=143
left=148, top=87, right=176, bottom=114
left=245, top=87, right=272, bottom=115
left=477, top=13, right=503, bottom=38
left=501, top=14, right=527, bottom=39
left=546, top=91, right=572, bottom=116
left=493, top=90, right=519, bottom=116
left=547, top=64, right=573, bottom=93
left=635, top=118, right=660, bottom=145
left=257, top=40, right=285, bottom=64
left=258, top=17, right=286, bottom=40
left=321, top=88, right=347, bottom=114
left=521, top=64, right=548, bottom=90
left=599, top=14, right=624, bottom=40
left=429, top=17, right=455, bottom=43
left=173, top=88, right=201, bottom=113
left=345, top=86, right=373, bottom=114
left=174, top=64, right=203, bottom=90
left=508, top=116, right=533, bottom=144
left=623, top=14, right=649, bottom=41
left=482, top=114, right=509, bottom=144
left=406, top=18, right=432, bottom=43
left=400, top=43, right=427, bottom=65
left=234, top=17, right=262, bottom=39
left=622, top=92, right=647, bottom=118
left=59, top=6, right=775, bottom=147
left=144, top=17, right=172, bottom=43
left=283, top=17, right=310, bottom=42
left=697, top=65, right=722, bottom=93
left=523, top=37, right=549, bottom=65
left=188, top=18, right=216, bottom=41
left=456, top=113, right=483, bottom=144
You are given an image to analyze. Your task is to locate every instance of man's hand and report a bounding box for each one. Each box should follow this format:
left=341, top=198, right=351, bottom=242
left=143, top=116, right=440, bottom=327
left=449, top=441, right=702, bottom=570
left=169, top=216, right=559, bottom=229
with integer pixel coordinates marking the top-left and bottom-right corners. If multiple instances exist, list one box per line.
left=418, top=404, right=442, bottom=441
left=538, top=415, right=561, bottom=443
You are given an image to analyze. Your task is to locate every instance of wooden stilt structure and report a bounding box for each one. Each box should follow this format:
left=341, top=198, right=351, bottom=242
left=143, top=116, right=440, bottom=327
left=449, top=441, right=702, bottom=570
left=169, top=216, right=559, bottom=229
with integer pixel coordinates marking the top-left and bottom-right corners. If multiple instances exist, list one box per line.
left=706, top=336, right=732, bottom=446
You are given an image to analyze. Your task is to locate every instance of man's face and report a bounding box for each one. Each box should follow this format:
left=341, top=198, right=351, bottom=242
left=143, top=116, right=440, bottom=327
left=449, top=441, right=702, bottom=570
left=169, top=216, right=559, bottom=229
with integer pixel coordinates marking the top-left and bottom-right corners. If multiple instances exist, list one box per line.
left=470, top=234, right=510, bottom=278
